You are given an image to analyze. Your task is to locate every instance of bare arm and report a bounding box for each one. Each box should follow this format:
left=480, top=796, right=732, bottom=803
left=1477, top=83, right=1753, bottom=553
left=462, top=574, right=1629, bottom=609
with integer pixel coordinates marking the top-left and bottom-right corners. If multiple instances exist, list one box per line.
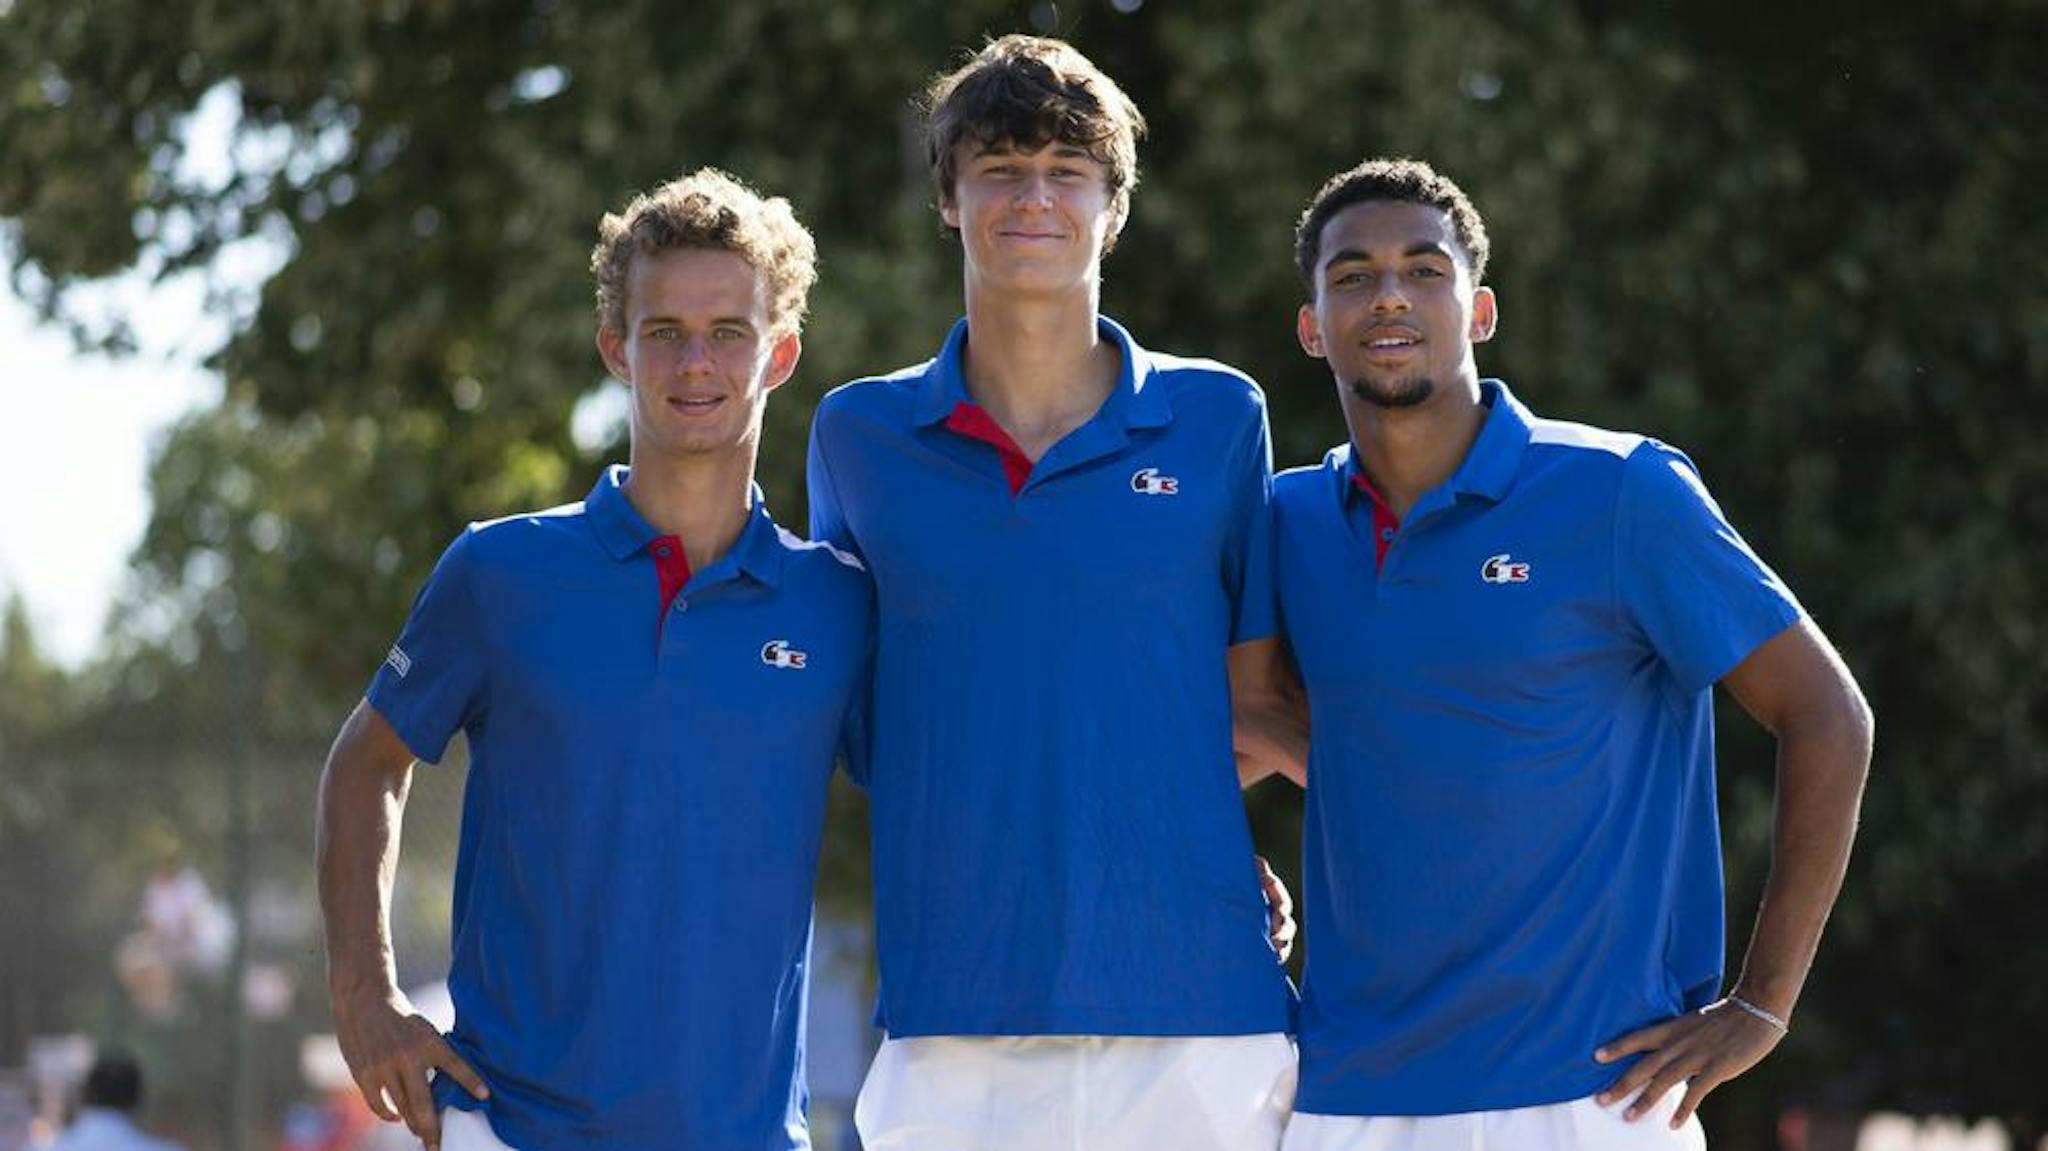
left=1719, top=618, right=1873, bottom=1022
left=318, top=701, right=414, bottom=1012
left=1229, top=638, right=1308, bottom=959
left=1229, top=637, right=1310, bottom=788
left=1597, top=618, right=1874, bottom=1125
left=317, top=700, right=486, bottom=1150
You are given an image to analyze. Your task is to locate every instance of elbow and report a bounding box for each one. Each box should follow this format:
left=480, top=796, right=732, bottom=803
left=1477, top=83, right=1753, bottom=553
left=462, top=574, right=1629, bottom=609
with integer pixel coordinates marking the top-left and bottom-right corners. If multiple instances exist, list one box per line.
left=1797, top=676, right=1875, bottom=793
left=1846, top=683, right=1875, bottom=783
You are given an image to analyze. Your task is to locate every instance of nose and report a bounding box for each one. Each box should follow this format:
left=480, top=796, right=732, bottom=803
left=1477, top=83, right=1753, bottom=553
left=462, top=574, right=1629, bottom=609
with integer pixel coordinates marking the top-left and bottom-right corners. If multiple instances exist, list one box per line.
left=677, top=333, right=716, bottom=372
left=1368, top=271, right=1411, bottom=314
left=1012, top=171, right=1055, bottom=209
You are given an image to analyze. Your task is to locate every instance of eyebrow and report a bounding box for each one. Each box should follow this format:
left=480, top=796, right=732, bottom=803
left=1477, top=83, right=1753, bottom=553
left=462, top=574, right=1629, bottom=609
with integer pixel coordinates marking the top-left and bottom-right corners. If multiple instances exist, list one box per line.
left=638, top=315, right=756, bottom=329
left=971, top=140, right=1093, bottom=160
left=1324, top=242, right=1458, bottom=270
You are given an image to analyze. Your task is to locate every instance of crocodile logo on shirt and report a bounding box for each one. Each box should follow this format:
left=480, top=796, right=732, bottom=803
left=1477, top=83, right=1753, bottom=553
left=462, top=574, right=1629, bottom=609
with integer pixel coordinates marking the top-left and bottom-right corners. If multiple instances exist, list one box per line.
left=1130, top=467, right=1180, bottom=496
left=1480, top=554, right=1532, bottom=584
left=761, top=640, right=809, bottom=669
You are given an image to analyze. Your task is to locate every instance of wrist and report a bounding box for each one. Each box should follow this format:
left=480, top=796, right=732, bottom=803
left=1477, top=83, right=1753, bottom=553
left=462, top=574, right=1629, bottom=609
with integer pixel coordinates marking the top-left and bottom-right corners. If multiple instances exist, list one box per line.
left=1729, top=976, right=1799, bottom=1021
left=327, top=968, right=401, bottom=1015
left=1722, top=993, right=1791, bottom=1033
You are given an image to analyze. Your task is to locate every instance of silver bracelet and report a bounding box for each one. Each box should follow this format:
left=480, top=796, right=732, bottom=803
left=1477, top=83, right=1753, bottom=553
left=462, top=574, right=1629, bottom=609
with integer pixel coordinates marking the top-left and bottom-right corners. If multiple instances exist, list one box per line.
left=1724, top=994, right=1790, bottom=1033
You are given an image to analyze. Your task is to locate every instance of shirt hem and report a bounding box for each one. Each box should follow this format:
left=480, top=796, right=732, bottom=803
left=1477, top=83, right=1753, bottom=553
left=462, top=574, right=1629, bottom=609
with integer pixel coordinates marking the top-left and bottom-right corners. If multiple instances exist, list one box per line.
left=1293, top=1067, right=1621, bottom=1118
left=466, top=1107, right=808, bottom=1151
left=878, top=1001, right=1295, bottom=1039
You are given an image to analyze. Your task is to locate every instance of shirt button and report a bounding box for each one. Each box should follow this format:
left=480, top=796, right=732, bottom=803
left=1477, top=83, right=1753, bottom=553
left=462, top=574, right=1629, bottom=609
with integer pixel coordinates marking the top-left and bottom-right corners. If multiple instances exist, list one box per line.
left=673, top=598, right=688, bottom=613
left=1379, top=528, right=1395, bottom=541
left=655, top=546, right=672, bottom=558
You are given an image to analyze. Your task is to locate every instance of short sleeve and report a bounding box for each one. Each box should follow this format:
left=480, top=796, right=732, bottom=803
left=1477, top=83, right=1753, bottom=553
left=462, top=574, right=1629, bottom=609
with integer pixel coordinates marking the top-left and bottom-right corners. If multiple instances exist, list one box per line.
left=806, top=401, right=863, bottom=561
left=1224, top=390, right=1280, bottom=646
left=1615, top=442, right=1804, bottom=694
left=365, top=529, right=490, bottom=764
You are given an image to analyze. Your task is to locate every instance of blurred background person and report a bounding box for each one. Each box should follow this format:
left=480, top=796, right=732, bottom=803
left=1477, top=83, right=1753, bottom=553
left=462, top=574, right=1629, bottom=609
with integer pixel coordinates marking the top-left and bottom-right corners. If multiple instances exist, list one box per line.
left=44, top=1050, right=183, bottom=1151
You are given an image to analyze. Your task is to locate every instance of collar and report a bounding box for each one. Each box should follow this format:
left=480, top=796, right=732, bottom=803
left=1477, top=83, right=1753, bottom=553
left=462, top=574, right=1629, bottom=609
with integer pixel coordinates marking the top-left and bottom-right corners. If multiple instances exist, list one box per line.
left=722, top=488, right=788, bottom=589
left=911, top=315, right=1172, bottom=431
left=1338, top=379, right=1534, bottom=507
left=586, top=465, right=786, bottom=587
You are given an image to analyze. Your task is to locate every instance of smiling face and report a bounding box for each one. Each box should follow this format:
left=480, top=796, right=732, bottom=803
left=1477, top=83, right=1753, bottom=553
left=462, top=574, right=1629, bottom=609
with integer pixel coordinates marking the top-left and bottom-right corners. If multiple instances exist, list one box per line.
left=1297, top=199, right=1496, bottom=411
left=596, top=247, right=799, bottom=464
left=941, top=139, right=1125, bottom=300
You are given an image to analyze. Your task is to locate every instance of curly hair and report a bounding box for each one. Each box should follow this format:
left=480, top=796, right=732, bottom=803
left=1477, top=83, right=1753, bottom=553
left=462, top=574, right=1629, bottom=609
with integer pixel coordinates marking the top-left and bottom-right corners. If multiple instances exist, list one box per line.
left=1295, top=158, right=1491, bottom=296
left=590, top=168, right=818, bottom=336
left=923, top=35, right=1146, bottom=238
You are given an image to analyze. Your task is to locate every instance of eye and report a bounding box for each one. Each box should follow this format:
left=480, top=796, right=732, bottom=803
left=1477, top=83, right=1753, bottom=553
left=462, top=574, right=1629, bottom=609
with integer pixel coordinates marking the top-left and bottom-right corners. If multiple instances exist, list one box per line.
left=712, top=326, right=746, bottom=342
left=651, top=326, right=680, bottom=341
left=1332, top=270, right=1367, bottom=288
left=1410, top=265, right=1446, bottom=279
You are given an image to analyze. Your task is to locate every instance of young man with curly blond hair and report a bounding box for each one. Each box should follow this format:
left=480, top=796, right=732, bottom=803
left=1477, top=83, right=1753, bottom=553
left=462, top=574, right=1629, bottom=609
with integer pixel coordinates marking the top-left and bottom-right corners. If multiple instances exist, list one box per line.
left=318, top=168, right=871, bottom=1151
left=808, top=37, right=1300, bottom=1151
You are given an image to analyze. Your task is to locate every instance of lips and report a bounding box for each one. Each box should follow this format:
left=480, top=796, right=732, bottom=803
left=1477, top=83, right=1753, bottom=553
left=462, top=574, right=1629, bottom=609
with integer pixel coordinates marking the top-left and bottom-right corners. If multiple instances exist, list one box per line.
left=666, top=394, right=726, bottom=415
left=1360, top=327, right=1423, bottom=360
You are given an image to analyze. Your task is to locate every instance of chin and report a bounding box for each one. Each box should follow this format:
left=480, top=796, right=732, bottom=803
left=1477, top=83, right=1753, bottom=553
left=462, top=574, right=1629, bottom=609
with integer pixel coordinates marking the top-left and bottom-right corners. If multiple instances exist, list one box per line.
left=649, top=429, right=743, bottom=459
left=1348, top=375, right=1434, bottom=410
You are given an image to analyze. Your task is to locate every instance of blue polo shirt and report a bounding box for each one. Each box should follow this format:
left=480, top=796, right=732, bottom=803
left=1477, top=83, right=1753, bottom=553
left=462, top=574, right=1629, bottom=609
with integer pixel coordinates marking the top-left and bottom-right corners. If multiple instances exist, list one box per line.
left=806, top=316, right=1296, bottom=1037
left=364, top=465, right=871, bottom=1151
left=1274, top=381, right=1804, bottom=1116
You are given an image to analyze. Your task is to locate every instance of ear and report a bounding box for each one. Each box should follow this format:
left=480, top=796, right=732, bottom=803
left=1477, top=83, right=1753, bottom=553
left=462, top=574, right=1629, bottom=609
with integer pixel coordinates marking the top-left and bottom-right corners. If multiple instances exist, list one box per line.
left=1470, top=286, right=1498, bottom=344
left=939, top=189, right=960, bottom=231
left=1296, top=302, right=1327, bottom=359
left=1107, top=189, right=1131, bottom=242
left=761, top=330, right=802, bottom=393
left=596, top=324, right=631, bottom=382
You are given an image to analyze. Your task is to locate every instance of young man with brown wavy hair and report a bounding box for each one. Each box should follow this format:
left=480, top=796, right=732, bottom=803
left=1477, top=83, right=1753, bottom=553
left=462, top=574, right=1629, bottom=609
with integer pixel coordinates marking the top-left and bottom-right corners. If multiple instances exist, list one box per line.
left=808, top=36, right=1300, bottom=1151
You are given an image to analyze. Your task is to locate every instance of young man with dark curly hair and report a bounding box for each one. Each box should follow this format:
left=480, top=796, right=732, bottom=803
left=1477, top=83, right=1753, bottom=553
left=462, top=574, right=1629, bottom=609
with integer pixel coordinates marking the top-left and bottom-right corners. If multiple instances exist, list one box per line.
left=1256, top=157, right=1872, bottom=1151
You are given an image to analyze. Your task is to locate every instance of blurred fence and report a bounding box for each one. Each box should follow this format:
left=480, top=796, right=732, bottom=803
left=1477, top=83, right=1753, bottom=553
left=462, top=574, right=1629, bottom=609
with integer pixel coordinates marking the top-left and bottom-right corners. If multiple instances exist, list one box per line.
left=1, top=692, right=882, bottom=1151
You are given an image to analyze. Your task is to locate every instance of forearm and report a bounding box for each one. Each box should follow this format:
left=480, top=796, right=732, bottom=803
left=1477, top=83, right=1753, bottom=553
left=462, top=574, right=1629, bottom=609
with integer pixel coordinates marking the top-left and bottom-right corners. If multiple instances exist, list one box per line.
left=1596, top=623, right=1871, bottom=1124
left=1234, top=697, right=1308, bottom=788
left=1732, top=691, right=1873, bottom=1018
left=317, top=706, right=414, bottom=1008
left=1228, top=638, right=1310, bottom=788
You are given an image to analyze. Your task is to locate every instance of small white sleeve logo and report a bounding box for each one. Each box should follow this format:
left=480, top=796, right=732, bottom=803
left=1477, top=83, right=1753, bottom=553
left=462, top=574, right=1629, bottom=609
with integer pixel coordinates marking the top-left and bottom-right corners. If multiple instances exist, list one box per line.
left=1130, top=467, right=1180, bottom=496
left=385, top=644, right=414, bottom=677
left=761, top=640, right=809, bottom=669
left=1480, top=554, right=1531, bottom=584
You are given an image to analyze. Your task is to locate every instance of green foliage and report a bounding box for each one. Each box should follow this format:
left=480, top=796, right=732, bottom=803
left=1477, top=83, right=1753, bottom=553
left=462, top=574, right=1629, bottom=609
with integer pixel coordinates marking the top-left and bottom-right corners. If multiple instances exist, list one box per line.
left=4, top=0, right=2043, bottom=1142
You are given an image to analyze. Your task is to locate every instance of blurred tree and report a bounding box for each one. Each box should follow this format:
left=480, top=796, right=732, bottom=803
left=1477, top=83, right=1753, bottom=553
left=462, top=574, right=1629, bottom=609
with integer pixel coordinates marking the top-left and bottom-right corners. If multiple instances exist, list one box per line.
left=4, top=0, right=2043, bottom=1144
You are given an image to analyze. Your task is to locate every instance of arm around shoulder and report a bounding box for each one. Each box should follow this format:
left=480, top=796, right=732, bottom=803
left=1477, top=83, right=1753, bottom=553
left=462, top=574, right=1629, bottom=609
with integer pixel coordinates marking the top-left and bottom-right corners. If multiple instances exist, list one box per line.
left=1229, top=637, right=1309, bottom=788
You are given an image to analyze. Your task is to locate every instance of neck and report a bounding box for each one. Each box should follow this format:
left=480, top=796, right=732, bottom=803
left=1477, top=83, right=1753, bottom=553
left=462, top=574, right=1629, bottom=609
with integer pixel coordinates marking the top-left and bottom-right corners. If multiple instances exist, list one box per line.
left=959, top=285, right=1118, bottom=454
left=1342, top=374, right=1487, bottom=520
left=621, top=443, right=757, bottom=571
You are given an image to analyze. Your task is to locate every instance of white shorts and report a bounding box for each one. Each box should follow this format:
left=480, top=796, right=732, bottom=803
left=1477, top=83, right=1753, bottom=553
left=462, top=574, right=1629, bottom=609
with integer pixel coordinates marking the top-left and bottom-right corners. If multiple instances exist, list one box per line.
left=856, top=1033, right=1297, bottom=1151
left=1282, top=1088, right=1707, bottom=1151
left=439, top=1107, right=518, bottom=1151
